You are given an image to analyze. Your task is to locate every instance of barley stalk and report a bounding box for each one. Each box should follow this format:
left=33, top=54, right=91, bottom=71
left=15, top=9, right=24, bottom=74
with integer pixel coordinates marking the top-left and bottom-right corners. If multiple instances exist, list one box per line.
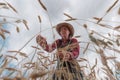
left=5, top=67, right=18, bottom=71
left=38, top=0, right=47, bottom=11
left=6, top=1, right=18, bottom=13
left=6, top=55, right=18, bottom=61
left=23, top=19, right=29, bottom=30
left=38, top=15, right=41, bottom=23
left=118, top=7, right=120, bottom=15
left=16, top=26, right=20, bottom=33
left=7, top=50, right=28, bottom=57
left=106, top=0, right=119, bottom=13
left=83, top=42, right=90, bottom=54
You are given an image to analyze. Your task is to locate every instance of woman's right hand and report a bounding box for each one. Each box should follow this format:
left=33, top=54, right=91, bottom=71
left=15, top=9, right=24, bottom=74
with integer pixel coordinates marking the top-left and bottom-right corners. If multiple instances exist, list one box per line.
left=36, top=35, right=47, bottom=47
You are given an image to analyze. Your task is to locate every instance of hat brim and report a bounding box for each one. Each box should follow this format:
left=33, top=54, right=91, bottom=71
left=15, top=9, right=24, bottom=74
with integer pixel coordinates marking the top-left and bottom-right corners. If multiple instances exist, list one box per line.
left=56, top=22, right=74, bottom=37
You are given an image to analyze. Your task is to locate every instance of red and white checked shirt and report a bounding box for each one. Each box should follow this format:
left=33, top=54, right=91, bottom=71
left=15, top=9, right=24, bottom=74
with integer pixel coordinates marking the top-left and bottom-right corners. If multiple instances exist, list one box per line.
left=42, top=38, right=80, bottom=59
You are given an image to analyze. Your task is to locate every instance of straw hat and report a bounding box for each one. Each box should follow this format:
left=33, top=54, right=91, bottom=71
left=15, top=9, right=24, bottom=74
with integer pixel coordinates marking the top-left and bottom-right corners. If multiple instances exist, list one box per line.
left=56, top=22, right=74, bottom=37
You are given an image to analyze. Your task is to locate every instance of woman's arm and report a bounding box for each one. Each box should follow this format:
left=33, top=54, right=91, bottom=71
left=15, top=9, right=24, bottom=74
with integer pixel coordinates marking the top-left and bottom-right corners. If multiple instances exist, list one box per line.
left=69, top=38, right=80, bottom=59
left=36, top=35, right=58, bottom=53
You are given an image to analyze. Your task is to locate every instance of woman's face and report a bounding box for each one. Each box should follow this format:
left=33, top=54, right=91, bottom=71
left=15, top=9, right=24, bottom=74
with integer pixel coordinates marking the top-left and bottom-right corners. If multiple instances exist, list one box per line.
left=60, top=26, right=70, bottom=39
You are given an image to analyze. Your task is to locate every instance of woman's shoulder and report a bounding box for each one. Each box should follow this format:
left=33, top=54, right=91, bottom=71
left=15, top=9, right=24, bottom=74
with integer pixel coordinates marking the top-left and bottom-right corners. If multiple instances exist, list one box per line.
left=71, top=38, right=78, bottom=42
left=54, top=39, right=62, bottom=44
left=55, top=39, right=62, bottom=42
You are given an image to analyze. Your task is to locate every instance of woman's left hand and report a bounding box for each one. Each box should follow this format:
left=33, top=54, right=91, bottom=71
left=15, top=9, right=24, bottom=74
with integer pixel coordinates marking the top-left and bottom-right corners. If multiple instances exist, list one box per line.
left=63, top=52, right=71, bottom=61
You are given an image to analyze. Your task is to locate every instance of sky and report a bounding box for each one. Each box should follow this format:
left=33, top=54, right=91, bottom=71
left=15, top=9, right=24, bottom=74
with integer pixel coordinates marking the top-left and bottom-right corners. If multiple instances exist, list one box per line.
left=0, top=0, right=120, bottom=79
left=1, top=0, right=118, bottom=52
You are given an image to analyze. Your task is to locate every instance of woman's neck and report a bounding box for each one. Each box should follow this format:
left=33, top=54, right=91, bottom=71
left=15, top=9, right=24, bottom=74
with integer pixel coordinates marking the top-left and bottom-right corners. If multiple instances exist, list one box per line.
left=62, top=35, right=69, bottom=40
left=62, top=37, right=70, bottom=42
left=62, top=37, right=67, bottom=40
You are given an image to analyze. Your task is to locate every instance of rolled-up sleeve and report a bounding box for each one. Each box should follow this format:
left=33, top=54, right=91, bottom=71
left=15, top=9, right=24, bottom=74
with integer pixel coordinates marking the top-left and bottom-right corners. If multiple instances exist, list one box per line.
left=70, top=38, right=80, bottom=59
left=44, top=40, right=60, bottom=52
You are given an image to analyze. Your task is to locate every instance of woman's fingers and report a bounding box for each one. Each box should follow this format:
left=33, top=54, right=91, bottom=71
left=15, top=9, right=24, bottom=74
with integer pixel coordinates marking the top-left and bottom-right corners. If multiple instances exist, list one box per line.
left=36, top=35, right=46, bottom=45
left=61, top=53, right=70, bottom=61
left=57, top=51, right=71, bottom=61
left=65, top=53, right=70, bottom=59
left=58, top=52, right=63, bottom=58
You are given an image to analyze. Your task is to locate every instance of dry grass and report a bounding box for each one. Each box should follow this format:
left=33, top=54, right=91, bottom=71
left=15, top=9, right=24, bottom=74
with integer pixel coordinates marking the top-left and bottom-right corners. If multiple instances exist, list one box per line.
left=38, top=0, right=47, bottom=11
left=0, top=0, right=120, bottom=80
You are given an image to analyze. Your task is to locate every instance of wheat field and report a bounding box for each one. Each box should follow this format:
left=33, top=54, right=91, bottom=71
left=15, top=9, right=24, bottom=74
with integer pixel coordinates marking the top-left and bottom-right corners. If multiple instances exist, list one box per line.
left=0, top=0, right=120, bottom=80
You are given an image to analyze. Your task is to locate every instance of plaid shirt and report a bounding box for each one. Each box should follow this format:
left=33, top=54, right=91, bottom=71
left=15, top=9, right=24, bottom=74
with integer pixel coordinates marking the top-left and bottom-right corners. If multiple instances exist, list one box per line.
left=43, top=38, right=80, bottom=59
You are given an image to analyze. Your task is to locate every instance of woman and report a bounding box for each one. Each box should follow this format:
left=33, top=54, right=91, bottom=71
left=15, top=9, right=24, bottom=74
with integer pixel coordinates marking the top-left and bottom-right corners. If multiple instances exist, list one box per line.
left=36, top=22, right=83, bottom=80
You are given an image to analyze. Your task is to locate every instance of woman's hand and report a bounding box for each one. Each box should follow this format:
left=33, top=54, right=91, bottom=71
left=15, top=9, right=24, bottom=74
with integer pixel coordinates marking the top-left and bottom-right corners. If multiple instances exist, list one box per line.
left=36, top=35, right=47, bottom=47
left=57, top=50, right=71, bottom=61
left=57, top=50, right=63, bottom=59
left=63, top=52, right=71, bottom=61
